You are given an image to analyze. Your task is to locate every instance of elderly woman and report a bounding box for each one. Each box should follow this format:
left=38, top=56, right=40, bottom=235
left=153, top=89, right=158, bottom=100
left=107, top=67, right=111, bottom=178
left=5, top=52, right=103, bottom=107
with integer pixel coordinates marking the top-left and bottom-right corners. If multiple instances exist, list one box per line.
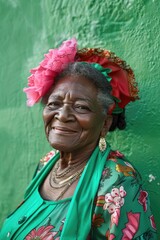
left=0, top=39, right=157, bottom=239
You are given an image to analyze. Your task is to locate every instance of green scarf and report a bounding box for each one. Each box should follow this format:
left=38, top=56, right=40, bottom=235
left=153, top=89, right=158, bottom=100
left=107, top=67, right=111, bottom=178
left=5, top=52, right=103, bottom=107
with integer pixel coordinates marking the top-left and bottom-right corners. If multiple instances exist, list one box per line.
left=61, top=145, right=110, bottom=239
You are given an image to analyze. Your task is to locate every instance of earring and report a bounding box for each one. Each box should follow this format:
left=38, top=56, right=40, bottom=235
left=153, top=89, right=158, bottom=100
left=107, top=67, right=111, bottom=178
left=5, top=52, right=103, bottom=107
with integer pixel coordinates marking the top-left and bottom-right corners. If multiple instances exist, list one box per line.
left=99, top=137, right=107, bottom=152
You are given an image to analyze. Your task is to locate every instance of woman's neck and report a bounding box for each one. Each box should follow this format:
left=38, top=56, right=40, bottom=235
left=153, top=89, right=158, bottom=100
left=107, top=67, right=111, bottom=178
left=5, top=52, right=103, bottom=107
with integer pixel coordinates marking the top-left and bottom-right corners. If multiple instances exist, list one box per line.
left=58, top=145, right=96, bottom=170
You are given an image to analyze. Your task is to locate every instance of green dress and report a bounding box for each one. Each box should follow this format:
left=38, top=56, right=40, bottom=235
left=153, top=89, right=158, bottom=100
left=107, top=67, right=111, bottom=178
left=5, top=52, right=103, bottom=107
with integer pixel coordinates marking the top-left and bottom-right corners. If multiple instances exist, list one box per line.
left=0, top=146, right=157, bottom=240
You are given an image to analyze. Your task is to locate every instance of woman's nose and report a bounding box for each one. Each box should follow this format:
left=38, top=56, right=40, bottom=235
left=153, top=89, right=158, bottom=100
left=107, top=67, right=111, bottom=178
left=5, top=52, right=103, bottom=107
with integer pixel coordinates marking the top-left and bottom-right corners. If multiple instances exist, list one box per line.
left=55, top=105, right=74, bottom=122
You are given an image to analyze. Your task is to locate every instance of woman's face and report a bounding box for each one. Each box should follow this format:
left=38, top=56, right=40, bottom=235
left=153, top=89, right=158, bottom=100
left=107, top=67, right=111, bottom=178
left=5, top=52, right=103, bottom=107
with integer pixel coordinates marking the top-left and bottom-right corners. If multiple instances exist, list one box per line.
left=43, top=75, right=109, bottom=153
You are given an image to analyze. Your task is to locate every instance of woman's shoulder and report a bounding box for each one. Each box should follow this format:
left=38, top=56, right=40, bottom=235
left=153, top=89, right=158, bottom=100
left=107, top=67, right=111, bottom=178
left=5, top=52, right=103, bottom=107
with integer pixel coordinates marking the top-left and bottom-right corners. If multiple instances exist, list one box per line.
left=106, top=149, right=138, bottom=177
left=34, top=149, right=58, bottom=176
left=98, top=149, right=142, bottom=195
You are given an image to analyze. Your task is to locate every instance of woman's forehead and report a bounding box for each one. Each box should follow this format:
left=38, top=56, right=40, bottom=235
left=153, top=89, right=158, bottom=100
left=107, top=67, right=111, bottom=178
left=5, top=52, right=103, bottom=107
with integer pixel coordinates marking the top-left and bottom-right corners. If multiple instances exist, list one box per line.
left=50, top=75, right=98, bottom=98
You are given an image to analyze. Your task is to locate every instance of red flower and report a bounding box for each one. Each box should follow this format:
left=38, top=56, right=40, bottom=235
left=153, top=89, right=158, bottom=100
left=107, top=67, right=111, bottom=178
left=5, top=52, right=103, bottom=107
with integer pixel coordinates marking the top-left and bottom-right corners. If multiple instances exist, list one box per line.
left=138, top=190, right=148, bottom=212
left=92, top=214, right=104, bottom=227
left=25, top=225, right=58, bottom=240
left=108, top=150, right=124, bottom=160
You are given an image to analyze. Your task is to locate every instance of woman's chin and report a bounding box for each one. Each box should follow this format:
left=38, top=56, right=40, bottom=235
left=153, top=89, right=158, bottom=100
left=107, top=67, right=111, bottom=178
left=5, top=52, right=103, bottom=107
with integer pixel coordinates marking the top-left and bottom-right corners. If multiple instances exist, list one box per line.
left=49, top=141, right=73, bottom=153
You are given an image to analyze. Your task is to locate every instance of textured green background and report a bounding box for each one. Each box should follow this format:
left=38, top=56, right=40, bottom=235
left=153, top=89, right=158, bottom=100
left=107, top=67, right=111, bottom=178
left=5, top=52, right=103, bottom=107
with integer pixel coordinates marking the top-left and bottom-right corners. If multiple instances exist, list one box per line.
left=0, top=0, right=160, bottom=237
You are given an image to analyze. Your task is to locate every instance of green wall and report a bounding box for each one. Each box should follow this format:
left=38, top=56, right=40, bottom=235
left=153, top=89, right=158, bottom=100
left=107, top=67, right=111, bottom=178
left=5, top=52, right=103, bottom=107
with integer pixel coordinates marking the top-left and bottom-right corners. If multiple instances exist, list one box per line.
left=0, top=0, right=160, bottom=236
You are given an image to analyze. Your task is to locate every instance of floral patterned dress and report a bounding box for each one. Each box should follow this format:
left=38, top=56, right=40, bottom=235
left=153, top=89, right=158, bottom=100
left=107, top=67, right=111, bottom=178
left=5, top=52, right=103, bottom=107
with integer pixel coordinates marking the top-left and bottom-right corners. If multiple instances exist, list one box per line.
left=0, top=149, right=157, bottom=240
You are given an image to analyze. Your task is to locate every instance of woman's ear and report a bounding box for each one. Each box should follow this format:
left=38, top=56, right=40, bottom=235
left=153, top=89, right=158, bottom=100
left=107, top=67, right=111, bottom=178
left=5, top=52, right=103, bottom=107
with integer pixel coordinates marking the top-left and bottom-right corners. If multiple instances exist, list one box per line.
left=101, top=115, right=113, bottom=137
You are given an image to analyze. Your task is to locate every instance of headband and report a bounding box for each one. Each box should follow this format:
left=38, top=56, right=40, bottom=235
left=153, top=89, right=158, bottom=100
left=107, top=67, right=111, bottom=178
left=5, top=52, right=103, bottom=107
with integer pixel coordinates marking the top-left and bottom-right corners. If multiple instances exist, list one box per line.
left=23, top=38, right=139, bottom=114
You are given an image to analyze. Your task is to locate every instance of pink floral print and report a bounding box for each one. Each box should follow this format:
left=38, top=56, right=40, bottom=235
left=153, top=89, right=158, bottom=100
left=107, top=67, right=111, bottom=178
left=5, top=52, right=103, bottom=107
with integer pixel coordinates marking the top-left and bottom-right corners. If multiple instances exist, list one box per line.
left=106, top=230, right=116, bottom=240
left=138, top=190, right=148, bottom=212
left=150, top=215, right=157, bottom=230
left=103, top=186, right=126, bottom=225
left=122, top=212, right=140, bottom=239
left=25, top=225, right=59, bottom=240
left=40, top=150, right=55, bottom=165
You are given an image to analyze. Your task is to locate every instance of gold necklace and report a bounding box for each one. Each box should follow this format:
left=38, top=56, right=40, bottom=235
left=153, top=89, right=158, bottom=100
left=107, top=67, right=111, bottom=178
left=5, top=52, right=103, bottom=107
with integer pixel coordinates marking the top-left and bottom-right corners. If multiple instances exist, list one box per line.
left=48, top=159, right=87, bottom=200
left=54, top=172, right=81, bottom=201
left=54, top=158, right=87, bottom=178
left=49, top=166, right=85, bottom=189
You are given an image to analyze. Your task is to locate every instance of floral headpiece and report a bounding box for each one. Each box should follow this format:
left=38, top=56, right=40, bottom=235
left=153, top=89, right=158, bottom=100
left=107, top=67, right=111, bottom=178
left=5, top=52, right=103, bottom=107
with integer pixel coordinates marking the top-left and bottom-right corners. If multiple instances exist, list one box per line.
left=23, top=38, right=139, bottom=113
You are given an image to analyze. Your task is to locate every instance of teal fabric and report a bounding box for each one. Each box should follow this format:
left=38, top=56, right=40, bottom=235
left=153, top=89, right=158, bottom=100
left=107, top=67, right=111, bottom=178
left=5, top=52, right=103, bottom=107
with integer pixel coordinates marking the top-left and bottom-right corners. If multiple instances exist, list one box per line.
left=61, top=145, right=111, bottom=239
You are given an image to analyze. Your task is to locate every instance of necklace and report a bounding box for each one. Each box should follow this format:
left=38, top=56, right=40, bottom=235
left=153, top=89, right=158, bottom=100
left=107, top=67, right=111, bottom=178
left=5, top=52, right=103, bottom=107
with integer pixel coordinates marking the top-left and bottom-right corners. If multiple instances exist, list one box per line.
left=53, top=172, right=81, bottom=201
left=49, top=168, right=83, bottom=201
left=49, top=159, right=87, bottom=200
left=54, top=158, right=87, bottom=178
left=49, top=165, right=85, bottom=189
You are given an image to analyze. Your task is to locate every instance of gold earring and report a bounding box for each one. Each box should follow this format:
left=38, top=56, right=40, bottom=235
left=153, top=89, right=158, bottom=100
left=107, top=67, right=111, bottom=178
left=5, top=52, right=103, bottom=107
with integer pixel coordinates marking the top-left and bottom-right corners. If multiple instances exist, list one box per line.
left=99, top=137, right=107, bottom=152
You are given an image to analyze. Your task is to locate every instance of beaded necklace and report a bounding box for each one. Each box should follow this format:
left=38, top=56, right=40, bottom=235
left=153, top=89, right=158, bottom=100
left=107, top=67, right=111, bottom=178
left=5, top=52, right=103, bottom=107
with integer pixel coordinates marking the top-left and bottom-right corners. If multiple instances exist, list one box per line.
left=49, top=160, right=87, bottom=200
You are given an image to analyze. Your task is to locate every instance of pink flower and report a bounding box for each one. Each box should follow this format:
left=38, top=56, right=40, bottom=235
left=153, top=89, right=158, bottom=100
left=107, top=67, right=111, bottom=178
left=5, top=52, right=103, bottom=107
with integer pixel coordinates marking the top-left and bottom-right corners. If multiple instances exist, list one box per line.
left=104, top=186, right=126, bottom=213
left=106, top=231, right=116, bottom=240
left=103, top=186, right=126, bottom=226
left=111, top=209, right=120, bottom=226
left=109, top=234, right=116, bottom=240
left=138, top=190, right=148, bottom=212
left=23, top=38, right=77, bottom=106
left=25, top=225, right=58, bottom=240
left=23, top=67, right=56, bottom=106
left=150, top=215, right=156, bottom=230
left=122, top=212, right=140, bottom=240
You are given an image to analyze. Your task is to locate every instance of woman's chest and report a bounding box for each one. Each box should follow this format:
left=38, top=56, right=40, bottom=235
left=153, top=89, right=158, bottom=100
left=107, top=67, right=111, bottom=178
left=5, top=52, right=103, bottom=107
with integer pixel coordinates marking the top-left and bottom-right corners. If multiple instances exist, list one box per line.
left=39, top=172, right=79, bottom=201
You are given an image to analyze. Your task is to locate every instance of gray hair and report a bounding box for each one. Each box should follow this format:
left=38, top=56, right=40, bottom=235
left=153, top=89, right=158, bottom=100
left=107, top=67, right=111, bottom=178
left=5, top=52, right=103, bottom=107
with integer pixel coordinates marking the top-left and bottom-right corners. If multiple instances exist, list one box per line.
left=55, top=62, right=114, bottom=114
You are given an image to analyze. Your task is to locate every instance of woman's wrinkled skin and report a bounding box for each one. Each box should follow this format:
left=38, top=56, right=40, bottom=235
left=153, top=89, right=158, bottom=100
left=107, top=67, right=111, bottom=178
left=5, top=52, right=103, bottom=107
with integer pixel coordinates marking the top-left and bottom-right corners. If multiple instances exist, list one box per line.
left=41, top=75, right=112, bottom=200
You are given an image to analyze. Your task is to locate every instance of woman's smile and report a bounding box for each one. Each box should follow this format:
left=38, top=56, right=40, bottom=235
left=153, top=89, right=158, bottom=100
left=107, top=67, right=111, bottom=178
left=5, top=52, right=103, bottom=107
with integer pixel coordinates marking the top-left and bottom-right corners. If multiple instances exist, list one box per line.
left=51, top=126, right=78, bottom=134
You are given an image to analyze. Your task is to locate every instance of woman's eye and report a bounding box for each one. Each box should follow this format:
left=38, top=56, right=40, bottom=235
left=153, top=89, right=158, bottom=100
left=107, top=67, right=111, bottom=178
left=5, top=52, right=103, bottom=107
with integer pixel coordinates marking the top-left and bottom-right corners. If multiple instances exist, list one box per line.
left=74, top=105, right=90, bottom=113
left=47, top=101, right=61, bottom=109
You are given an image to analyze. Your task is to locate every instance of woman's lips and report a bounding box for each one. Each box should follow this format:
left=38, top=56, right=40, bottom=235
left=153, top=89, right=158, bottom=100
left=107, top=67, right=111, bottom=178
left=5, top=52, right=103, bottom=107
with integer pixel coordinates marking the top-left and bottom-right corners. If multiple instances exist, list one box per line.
left=51, top=126, right=77, bottom=134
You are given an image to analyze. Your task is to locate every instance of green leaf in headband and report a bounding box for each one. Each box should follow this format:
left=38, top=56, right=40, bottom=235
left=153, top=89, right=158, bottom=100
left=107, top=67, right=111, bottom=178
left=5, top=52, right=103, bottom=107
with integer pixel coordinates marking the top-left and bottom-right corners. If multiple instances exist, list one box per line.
left=90, top=63, right=112, bottom=82
left=80, top=62, right=123, bottom=114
